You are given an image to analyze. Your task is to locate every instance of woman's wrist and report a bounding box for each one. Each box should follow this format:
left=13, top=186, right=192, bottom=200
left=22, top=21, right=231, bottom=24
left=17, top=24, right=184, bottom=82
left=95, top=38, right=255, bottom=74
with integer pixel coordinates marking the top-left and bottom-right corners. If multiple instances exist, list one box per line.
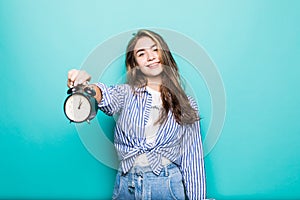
left=89, top=84, right=102, bottom=103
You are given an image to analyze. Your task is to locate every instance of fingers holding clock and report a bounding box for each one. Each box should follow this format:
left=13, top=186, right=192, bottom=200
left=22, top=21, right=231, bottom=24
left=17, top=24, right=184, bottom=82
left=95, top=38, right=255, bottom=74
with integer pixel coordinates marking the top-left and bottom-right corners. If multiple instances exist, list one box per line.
left=67, top=69, right=91, bottom=88
left=76, top=70, right=92, bottom=86
left=67, top=69, right=78, bottom=87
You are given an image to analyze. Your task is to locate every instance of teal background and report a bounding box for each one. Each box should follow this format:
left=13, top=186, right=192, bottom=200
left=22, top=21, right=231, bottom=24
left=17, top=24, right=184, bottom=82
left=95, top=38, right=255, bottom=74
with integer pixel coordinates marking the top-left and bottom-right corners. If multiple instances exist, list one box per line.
left=0, top=0, right=299, bottom=199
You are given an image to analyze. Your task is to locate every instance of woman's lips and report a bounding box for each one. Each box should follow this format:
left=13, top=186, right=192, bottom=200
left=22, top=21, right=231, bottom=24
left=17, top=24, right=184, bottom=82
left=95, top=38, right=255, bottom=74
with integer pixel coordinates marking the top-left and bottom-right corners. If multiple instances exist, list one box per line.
left=147, top=62, right=160, bottom=69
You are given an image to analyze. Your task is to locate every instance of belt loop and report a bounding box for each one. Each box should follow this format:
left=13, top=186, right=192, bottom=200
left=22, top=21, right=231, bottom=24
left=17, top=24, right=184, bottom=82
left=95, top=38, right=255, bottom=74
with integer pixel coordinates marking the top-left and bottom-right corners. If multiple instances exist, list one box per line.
left=164, top=165, right=169, bottom=177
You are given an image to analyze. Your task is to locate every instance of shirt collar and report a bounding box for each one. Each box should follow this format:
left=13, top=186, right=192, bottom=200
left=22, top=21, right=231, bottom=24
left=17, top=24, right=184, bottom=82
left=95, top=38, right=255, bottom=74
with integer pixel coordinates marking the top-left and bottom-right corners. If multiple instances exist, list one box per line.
left=134, top=85, right=148, bottom=93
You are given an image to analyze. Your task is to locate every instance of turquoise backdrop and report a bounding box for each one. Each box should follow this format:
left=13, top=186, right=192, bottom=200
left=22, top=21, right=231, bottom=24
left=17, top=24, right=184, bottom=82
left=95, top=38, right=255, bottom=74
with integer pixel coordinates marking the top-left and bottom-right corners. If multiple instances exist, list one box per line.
left=0, top=0, right=299, bottom=199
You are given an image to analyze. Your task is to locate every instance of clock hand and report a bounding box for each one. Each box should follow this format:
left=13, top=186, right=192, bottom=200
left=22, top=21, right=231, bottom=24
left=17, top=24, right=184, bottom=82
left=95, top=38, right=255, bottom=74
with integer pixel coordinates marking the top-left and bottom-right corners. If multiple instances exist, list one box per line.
left=78, top=99, right=83, bottom=109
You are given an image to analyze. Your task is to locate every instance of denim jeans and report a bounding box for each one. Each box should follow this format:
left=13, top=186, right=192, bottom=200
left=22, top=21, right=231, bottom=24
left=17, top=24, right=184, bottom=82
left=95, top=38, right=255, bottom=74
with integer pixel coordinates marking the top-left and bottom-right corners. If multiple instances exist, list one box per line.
left=112, top=163, right=185, bottom=200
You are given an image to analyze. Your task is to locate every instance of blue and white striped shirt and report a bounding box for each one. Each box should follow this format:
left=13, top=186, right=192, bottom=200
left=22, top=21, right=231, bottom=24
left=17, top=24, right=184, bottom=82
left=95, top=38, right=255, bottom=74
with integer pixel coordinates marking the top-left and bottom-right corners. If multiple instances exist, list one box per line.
left=96, top=82, right=206, bottom=200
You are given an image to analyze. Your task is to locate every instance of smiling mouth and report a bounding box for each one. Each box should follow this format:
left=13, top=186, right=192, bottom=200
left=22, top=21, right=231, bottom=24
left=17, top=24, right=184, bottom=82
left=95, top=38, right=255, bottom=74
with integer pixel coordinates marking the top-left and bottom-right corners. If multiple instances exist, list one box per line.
left=147, top=62, right=160, bottom=68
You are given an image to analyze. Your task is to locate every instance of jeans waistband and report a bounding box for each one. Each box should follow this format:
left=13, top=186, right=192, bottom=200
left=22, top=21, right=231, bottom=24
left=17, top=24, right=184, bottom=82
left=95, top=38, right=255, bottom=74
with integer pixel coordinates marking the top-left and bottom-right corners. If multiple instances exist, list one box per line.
left=122, top=162, right=179, bottom=177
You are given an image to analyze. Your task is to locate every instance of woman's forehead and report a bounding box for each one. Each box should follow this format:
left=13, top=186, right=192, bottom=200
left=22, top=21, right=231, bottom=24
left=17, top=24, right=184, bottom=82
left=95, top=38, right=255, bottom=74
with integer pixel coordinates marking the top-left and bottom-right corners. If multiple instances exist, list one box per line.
left=134, top=37, right=156, bottom=50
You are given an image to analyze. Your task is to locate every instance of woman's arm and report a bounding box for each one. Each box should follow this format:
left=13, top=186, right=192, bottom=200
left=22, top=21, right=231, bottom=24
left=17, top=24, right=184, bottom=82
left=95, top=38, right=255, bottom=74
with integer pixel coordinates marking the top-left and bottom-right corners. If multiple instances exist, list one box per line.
left=180, top=121, right=206, bottom=200
left=179, top=97, right=206, bottom=200
left=89, top=84, right=102, bottom=103
left=67, top=69, right=127, bottom=116
left=67, top=69, right=102, bottom=103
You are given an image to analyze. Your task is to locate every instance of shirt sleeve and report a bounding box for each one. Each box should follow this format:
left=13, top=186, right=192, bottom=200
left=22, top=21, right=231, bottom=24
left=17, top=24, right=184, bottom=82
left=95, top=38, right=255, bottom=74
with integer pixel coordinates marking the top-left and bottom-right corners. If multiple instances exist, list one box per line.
left=95, top=82, right=129, bottom=116
left=179, top=97, right=206, bottom=200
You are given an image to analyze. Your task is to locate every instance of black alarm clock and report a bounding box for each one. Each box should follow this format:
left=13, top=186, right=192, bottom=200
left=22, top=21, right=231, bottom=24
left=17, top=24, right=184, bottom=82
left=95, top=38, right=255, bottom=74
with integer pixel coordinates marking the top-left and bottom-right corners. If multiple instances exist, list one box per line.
left=63, top=84, right=98, bottom=123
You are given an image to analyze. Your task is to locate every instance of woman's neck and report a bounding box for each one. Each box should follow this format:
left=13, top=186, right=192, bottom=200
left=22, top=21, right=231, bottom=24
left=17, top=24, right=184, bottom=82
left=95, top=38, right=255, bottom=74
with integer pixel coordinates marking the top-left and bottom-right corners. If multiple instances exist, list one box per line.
left=147, top=77, right=161, bottom=92
left=147, top=83, right=160, bottom=92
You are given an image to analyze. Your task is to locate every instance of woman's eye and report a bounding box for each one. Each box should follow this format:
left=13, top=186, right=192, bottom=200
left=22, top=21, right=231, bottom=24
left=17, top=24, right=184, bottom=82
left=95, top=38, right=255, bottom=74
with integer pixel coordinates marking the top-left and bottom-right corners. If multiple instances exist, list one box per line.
left=153, top=48, right=158, bottom=51
left=137, top=53, right=144, bottom=57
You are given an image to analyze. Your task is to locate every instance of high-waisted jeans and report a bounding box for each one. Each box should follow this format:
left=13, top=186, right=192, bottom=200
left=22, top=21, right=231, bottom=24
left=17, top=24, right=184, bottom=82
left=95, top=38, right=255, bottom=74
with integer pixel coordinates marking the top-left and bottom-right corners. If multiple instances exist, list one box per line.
left=112, top=163, right=185, bottom=200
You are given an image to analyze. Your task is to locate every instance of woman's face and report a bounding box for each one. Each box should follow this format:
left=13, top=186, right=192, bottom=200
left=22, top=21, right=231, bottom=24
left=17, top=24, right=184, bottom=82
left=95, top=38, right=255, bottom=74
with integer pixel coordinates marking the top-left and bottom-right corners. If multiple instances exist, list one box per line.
left=134, top=37, right=163, bottom=82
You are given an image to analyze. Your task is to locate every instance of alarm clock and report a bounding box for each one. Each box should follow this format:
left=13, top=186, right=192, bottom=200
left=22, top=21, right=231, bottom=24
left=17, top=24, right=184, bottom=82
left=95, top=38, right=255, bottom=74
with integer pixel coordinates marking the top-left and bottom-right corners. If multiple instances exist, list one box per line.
left=63, top=84, right=98, bottom=123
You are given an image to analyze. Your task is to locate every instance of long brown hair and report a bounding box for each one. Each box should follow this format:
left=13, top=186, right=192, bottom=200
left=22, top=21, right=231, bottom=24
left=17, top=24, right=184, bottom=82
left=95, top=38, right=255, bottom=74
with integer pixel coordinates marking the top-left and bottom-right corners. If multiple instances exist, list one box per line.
left=125, top=29, right=199, bottom=125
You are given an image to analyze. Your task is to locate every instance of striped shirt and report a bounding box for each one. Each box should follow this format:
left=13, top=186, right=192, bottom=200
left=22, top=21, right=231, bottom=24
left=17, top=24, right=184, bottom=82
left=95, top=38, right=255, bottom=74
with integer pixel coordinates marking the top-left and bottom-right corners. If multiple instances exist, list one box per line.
left=96, top=82, right=206, bottom=200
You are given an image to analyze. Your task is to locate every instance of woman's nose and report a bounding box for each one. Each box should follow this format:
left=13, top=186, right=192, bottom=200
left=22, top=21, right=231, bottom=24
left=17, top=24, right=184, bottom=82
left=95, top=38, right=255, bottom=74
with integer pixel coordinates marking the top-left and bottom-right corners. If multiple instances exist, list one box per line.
left=147, top=50, right=156, bottom=61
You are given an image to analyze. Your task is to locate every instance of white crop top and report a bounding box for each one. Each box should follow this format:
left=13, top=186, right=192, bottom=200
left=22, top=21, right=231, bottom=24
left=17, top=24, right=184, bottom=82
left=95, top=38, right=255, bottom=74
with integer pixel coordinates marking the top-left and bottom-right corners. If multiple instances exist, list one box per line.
left=134, top=86, right=171, bottom=167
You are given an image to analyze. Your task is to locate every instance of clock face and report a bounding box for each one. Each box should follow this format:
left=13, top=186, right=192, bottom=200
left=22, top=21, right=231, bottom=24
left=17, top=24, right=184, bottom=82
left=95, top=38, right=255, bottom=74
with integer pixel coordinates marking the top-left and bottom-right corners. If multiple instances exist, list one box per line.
left=64, top=93, right=91, bottom=122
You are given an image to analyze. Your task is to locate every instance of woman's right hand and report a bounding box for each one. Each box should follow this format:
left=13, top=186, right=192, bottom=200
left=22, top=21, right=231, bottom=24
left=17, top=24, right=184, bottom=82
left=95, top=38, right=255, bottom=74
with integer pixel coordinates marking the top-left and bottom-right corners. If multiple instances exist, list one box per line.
left=67, top=69, right=91, bottom=88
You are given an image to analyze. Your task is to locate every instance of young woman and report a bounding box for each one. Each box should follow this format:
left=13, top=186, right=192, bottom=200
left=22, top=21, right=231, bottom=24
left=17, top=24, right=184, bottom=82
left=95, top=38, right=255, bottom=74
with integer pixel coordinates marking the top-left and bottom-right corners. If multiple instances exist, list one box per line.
left=67, top=29, right=206, bottom=200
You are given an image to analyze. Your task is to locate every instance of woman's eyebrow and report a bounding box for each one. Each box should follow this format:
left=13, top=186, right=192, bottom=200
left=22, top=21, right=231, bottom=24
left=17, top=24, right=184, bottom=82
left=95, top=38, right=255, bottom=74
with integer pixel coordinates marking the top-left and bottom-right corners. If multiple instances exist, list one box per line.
left=135, top=44, right=157, bottom=54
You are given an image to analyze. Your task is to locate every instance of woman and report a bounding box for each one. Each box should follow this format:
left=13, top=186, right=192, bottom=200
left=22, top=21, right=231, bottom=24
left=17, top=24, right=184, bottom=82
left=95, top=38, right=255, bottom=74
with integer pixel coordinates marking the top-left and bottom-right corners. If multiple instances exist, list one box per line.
left=67, top=29, right=206, bottom=200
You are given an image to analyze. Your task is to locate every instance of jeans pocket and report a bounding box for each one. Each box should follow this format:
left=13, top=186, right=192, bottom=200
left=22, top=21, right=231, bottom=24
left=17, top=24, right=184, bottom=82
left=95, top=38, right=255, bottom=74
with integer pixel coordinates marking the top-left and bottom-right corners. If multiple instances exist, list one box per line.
left=168, top=171, right=185, bottom=200
left=112, top=172, right=122, bottom=200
